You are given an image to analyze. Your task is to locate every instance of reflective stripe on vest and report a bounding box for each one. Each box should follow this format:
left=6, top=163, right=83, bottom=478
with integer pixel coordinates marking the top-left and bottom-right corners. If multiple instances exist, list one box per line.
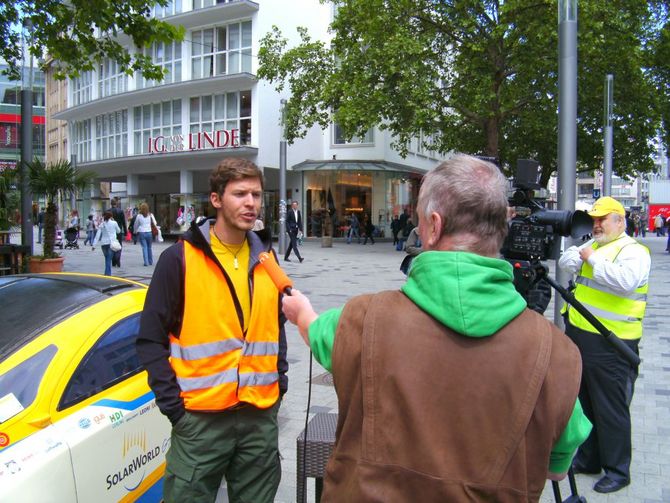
left=169, top=241, right=280, bottom=410
left=567, top=236, right=649, bottom=340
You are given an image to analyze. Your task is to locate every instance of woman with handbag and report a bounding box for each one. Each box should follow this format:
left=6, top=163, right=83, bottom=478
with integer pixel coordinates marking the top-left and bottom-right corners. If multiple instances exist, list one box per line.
left=92, top=211, right=121, bottom=276
left=134, top=202, right=158, bottom=266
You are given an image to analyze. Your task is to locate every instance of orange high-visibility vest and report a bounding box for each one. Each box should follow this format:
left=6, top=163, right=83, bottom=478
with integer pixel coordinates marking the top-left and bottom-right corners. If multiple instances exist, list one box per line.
left=169, top=241, right=280, bottom=411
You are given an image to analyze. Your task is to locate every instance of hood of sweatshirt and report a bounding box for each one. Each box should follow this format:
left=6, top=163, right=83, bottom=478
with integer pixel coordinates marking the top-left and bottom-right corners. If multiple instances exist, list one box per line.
left=401, top=251, right=527, bottom=337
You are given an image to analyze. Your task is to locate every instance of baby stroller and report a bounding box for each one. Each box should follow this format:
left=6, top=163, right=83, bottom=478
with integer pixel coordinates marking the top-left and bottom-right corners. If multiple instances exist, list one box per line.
left=64, top=227, right=79, bottom=249
left=54, top=227, right=64, bottom=249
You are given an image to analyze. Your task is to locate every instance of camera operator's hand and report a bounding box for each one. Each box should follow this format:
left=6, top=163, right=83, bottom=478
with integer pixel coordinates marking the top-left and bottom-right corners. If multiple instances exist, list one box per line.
left=579, top=245, right=594, bottom=262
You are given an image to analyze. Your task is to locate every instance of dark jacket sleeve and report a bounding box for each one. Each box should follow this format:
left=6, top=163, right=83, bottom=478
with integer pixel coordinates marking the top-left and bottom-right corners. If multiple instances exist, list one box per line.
left=137, top=242, right=185, bottom=425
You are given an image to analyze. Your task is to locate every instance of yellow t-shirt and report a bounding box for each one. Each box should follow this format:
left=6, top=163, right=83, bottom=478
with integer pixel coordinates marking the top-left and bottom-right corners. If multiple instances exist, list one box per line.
left=210, top=230, right=251, bottom=332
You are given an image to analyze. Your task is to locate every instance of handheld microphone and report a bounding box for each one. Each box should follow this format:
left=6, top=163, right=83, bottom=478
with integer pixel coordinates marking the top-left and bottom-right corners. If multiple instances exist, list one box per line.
left=258, top=252, right=293, bottom=295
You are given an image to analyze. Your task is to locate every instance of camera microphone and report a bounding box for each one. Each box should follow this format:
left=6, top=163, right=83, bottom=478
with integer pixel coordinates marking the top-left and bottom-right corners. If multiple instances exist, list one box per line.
left=258, top=252, right=293, bottom=295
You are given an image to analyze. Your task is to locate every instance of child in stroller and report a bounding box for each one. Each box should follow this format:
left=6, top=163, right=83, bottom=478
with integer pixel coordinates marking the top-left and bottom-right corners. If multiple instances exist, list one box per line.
left=64, top=226, right=79, bottom=249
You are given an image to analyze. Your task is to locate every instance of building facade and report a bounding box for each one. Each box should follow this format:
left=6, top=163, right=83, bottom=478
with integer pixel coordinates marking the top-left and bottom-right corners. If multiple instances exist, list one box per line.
left=51, top=0, right=444, bottom=237
left=0, top=65, right=45, bottom=173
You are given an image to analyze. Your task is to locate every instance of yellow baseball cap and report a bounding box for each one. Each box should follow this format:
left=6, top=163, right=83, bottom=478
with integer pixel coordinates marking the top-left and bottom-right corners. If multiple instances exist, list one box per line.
left=588, top=196, right=625, bottom=217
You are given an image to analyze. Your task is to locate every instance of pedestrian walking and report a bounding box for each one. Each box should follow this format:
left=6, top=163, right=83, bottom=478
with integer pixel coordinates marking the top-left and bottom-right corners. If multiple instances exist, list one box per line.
left=134, top=202, right=157, bottom=266
left=284, top=200, right=304, bottom=262
left=109, top=198, right=127, bottom=267
left=347, top=212, right=360, bottom=244
left=362, top=213, right=375, bottom=244
left=91, top=211, right=121, bottom=276
left=83, top=214, right=96, bottom=246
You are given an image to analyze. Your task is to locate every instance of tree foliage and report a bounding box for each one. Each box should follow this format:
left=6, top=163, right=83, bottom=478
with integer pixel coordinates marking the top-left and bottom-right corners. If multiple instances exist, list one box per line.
left=258, top=0, right=669, bottom=183
left=0, top=0, right=184, bottom=81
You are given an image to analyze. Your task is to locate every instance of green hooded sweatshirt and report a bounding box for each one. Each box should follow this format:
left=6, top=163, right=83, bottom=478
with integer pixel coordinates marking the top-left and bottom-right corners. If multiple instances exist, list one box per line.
left=307, top=250, right=590, bottom=474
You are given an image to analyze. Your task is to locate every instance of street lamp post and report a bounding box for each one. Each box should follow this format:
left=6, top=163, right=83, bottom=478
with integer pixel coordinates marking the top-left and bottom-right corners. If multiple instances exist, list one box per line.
left=278, top=99, right=287, bottom=255
left=554, top=0, right=578, bottom=326
left=603, top=74, right=614, bottom=197
left=20, top=21, right=34, bottom=253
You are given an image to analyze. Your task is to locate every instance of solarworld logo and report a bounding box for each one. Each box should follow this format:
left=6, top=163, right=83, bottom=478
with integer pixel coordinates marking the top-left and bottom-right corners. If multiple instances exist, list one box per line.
left=105, top=431, right=160, bottom=491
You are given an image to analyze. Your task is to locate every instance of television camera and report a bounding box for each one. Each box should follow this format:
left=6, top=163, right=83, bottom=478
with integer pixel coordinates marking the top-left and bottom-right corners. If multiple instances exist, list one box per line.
left=501, top=159, right=593, bottom=263
left=499, top=159, right=639, bottom=369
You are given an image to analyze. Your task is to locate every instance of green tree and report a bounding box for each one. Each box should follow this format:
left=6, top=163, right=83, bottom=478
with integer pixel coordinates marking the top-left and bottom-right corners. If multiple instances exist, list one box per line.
left=258, top=0, right=668, bottom=184
left=0, top=0, right=184, bottom=81
left=27, top=159, right=94, bottom=257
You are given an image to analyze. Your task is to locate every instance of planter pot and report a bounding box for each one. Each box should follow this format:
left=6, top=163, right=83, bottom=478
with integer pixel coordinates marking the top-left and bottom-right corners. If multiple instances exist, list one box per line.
left=28, top=256, right=65, bottom=273
left=321, top=235, right=333, bottom=248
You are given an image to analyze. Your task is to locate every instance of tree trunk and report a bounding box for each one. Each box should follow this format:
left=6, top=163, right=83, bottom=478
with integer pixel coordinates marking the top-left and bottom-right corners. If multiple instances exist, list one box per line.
left=43, top=202, right=58, bottom=257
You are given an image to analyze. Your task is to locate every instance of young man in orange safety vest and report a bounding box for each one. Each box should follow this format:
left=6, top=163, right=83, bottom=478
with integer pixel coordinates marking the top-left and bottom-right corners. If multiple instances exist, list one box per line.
left=138, top=158, right=287, bottom=503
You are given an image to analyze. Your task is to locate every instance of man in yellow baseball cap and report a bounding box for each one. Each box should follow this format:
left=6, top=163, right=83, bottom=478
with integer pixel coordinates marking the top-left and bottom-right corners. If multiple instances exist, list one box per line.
left=558, top=196, right=650, bottom=493
left=587, top=196, right=625, bottom=218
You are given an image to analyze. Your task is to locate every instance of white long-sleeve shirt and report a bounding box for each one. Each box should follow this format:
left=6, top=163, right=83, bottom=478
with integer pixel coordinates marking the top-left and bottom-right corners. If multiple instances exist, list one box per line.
left=558, top=232, right=650, bottom=295
left=93, top=220, right=121, bottom=246
left=134, top=213, right=156, bottom=233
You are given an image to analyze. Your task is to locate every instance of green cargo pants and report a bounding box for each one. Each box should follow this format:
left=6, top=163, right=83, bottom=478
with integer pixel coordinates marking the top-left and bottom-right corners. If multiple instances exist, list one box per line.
left=163, top=402, right=281, bottom=503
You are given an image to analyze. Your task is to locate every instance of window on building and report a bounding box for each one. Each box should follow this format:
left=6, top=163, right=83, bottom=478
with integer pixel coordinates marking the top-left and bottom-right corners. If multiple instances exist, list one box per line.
left=133, top=99, right=182, bottom=154
left=98, top=58, right=127, bottom=98
left=189, top=90, right=251, bottom=145
left=59, top=314, right=143, bottom=410
left=333, top=123, right=374, bottom=145
left=71, top=71, right=92, bottom=106
left=135, top=41, right=182, bottom=89
left=190, top=21, right=252, bottom=79
left=152, top=0, right=182, bottom=17
left=578, top=184, right=594, bottom=196
left=193, top=0, right=235, bottom=9
left=72, top=119, right=92, bottom=162
left=95, top=109, right=128, bottom=160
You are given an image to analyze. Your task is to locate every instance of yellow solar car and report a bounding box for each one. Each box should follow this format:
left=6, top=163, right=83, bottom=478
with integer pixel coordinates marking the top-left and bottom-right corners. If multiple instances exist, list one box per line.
left=0, top=273, right=171, bottom=502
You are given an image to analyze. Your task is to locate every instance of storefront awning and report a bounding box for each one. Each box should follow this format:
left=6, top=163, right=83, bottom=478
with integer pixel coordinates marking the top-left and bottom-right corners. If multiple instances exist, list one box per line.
left=291, top=159, right=427, bottom=174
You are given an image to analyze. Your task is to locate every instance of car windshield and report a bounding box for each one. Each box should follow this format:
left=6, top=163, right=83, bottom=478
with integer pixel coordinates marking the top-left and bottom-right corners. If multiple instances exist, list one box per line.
left=0, top=345, right=57, bottom=423
left=0, top=276, right=127, bottom=360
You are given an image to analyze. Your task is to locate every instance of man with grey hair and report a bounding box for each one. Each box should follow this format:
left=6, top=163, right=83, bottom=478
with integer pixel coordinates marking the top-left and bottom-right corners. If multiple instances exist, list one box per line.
left=282, top=153, right=591, bottom=501
left=559, top=196, right=650, bottom=493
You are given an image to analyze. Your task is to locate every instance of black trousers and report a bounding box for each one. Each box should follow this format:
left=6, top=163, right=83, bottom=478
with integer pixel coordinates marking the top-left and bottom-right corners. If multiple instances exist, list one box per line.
left=284, top=229, right=302, bottom=261
left=112, top=233, right=123, bottom=266
left=565, top=320, right=639, bottom=483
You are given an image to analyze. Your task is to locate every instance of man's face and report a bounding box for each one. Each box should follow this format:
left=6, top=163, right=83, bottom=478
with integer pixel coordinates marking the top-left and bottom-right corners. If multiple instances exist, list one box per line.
left=292, top=202, right=298, bottom=211
left=211, top=178, right=262, bottom=233
left=592, top=213, right=624, bottom=244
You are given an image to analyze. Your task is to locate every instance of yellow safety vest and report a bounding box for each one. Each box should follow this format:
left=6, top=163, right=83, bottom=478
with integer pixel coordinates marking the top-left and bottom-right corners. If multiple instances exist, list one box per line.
left=567, top=236, right=649, bottom=340
left=169, top=241, right=280, bottom=411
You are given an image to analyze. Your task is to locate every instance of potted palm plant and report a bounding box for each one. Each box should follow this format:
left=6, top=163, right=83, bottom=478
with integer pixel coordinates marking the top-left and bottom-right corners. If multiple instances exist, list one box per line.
left=26, top=159, right=95, bottom=272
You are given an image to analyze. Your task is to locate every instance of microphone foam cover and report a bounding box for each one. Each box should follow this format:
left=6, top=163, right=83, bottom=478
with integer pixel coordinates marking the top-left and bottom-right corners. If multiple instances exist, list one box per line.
left=258, top=252, right=293, bottom=293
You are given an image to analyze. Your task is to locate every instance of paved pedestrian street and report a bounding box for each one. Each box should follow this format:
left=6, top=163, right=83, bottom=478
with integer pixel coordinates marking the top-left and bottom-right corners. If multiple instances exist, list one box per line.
left=33, top=233, right=670, bottom=502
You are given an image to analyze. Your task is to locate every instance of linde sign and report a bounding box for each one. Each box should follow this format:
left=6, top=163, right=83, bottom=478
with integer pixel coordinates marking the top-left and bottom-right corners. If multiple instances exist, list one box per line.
left=148, top=128, right=240, bottom=154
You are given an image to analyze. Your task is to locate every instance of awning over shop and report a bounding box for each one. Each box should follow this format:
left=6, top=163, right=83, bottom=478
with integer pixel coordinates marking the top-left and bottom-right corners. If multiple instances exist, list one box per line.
left=291, top=159, right=427, bottom=174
